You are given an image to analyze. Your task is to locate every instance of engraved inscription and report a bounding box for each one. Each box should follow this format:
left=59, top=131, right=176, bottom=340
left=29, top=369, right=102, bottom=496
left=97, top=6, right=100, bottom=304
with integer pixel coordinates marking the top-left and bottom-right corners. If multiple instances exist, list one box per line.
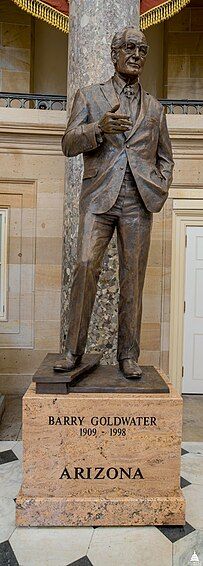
left=48, top=414, right=157, bottom=439
left=59, top=466, right=144, bottom=480
left=49, top=415, right=157, bottom=429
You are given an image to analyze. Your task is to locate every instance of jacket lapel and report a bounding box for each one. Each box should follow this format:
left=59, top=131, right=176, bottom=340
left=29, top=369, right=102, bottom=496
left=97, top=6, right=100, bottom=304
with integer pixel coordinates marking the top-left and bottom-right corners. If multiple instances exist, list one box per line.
left=125, top=85, right=150, bottom=141
left=99, top=77, right=125, bottom=143
left=99, top=77, right=119, bottom=110
left=99, top=79, right=150, bottom=144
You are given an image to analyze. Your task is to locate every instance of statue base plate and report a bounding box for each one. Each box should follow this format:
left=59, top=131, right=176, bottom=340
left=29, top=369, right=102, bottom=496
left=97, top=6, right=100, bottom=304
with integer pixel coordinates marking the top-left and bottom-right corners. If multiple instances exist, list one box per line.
left=33, top=353, right=169, bottom=394
left=16, top=492, right=184, bottom=527
left=16, top=367, right=185, bottom=527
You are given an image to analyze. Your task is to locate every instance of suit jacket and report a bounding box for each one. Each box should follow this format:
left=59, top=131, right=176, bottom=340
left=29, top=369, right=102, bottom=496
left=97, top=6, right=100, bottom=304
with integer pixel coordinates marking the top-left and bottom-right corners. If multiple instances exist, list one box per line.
left=62, top=77, right=174, bottom=214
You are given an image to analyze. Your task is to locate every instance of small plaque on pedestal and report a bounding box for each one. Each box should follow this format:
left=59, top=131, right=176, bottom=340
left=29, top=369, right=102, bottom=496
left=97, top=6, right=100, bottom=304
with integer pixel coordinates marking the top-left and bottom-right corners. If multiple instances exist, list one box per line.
left=16, top=363, right=185, bottom=527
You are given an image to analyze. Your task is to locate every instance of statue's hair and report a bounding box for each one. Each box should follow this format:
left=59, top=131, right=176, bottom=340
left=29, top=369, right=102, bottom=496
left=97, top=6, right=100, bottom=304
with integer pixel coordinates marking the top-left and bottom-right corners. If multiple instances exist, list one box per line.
left=111, top=27, right=147, bottom=58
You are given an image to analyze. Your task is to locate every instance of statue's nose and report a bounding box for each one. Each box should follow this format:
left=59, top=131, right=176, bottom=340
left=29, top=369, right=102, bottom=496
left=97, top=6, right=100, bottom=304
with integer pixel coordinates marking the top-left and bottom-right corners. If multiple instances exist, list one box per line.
left=131, top=47, right=140, bottom=59
left=133, top=51, right=140, bottom=61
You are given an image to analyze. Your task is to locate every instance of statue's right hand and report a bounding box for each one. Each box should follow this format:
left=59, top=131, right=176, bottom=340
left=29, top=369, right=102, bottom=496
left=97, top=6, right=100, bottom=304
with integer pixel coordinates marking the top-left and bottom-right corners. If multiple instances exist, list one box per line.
left=98, top=103, right=133, bottom=134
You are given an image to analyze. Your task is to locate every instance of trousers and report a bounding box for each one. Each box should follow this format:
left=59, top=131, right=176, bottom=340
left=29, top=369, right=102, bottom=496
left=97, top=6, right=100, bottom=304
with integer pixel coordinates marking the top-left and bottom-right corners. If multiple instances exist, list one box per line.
left=66, top=168, right=153, bottom=361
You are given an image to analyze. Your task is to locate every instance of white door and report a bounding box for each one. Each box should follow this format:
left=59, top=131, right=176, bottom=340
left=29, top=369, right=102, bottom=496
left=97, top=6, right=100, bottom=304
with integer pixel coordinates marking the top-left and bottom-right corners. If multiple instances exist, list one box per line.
left=183, top=226, right=203, bottom=393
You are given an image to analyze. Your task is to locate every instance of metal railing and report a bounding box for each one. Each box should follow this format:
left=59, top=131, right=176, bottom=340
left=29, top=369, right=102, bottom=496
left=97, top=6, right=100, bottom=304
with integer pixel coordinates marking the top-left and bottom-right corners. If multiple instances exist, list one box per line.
left=0, top=92, right=67, bottom=111
left=160, top=99, right=203, bottom=114
left=0, top=92, right=202, bottom=114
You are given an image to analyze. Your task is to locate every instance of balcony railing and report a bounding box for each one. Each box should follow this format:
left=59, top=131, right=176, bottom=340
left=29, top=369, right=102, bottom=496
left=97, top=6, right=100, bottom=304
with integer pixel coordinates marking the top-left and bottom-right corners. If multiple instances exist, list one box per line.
left=160, top=99, right=203, bottom=114
left=0, top=93, right=67, bottom=111
left=0, top=92, right=203, bottom=114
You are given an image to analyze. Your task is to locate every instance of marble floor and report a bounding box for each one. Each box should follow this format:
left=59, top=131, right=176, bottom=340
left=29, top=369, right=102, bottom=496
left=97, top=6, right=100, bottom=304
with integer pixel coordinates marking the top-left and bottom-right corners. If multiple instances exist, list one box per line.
left=0, top=441, right=202, bottom=566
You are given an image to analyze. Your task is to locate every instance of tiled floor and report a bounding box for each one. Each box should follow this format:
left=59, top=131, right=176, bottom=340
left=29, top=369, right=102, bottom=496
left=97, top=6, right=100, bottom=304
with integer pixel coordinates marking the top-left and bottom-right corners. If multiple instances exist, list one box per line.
left=0, top=441, right=203, bottom=566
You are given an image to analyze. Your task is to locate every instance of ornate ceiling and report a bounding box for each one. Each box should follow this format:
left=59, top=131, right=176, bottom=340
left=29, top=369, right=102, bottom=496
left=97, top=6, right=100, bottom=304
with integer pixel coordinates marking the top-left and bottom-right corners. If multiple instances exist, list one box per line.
left=10, top=0, right=191, bottom=33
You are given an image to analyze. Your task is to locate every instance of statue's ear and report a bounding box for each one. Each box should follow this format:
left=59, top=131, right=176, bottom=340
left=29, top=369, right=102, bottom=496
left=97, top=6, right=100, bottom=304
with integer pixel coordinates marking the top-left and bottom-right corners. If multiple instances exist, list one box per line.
left=111, top=50, right=118, bottom=66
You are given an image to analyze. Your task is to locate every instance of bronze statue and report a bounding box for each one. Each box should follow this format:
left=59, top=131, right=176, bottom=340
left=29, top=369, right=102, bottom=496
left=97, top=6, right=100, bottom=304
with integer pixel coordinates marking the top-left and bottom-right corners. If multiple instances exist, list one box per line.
left=57, top=27, right=174, bottom=378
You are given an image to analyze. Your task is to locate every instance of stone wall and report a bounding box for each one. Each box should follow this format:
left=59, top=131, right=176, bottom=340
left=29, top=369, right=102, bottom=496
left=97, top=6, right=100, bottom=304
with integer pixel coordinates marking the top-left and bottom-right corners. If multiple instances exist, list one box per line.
left=0, top=0, right=68, bottom=96
left=142, top=23, right=164, bottom=98
left=0, top=108, right=66, bottom=393
left=164, top=0, right=203, bottom=99
left=0, top=0, right=31, bottom=93
left=33, top=20, right=68, bottom=95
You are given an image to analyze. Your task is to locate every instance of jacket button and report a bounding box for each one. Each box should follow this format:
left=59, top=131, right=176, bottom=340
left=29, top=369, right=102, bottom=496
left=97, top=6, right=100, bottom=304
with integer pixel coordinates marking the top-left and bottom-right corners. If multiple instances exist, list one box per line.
left=120, top=166, right=124, bottom=170
left=126, top=144, right=130, bottom=148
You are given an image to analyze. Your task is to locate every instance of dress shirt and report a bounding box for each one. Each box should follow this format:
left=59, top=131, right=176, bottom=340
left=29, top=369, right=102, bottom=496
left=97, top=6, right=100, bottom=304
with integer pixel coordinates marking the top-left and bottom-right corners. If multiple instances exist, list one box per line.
left=112, top=73, right=140, bottom=122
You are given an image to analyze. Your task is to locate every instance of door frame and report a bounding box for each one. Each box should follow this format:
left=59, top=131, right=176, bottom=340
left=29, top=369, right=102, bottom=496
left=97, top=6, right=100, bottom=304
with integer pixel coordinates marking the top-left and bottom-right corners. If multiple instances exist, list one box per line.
left=169, top=199, right=203, bottom=393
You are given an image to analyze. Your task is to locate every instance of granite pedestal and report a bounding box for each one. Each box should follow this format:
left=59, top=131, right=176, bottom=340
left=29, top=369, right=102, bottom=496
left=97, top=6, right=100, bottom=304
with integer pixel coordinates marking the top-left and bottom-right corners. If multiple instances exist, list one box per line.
left=16, top=364, right=185, bottom=527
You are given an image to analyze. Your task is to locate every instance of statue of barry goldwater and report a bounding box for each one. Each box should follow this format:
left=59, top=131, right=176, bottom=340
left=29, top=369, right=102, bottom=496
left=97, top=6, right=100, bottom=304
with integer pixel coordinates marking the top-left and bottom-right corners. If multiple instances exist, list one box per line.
left=57, top=27, right=174, bottom=378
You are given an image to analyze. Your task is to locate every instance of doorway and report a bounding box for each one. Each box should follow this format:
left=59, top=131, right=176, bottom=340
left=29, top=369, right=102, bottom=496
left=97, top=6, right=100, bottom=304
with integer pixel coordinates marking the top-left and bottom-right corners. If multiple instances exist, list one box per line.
left=182, top=226, right=203, bottom=394
left=169, top=199, right=203, bottom=393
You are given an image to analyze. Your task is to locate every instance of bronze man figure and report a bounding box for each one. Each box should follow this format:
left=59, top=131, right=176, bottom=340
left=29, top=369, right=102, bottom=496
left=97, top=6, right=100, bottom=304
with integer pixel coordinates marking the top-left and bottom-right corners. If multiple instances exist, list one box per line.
left=59, top=27, right=174, bottom=378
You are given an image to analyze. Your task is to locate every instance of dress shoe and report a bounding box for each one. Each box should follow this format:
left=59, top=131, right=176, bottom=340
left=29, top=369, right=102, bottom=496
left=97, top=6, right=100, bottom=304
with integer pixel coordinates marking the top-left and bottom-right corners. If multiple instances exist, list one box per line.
left=119, top=358, right=142, bottom=379
left=53, top=351, right=82, bottom=372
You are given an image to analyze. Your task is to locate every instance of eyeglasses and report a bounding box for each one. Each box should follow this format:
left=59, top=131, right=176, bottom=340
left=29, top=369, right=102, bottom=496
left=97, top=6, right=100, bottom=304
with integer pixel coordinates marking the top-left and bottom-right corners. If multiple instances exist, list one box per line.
left=121, top=43, right=149, bottom=57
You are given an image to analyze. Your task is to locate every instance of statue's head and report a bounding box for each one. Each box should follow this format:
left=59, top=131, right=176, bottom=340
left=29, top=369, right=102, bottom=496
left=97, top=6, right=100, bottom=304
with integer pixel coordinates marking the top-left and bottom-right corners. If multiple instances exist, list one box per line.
left=111, top=27, right=148, bottom=80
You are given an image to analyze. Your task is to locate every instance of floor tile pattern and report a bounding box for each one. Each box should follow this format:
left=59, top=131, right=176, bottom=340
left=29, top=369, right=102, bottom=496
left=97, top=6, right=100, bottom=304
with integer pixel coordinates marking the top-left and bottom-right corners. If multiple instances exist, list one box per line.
left=181, top=448, right=189, bottom=456
left=0, top=540, right=19, bottom=566
left=68, top=558, right=93, bottom=566
left=180, top=476, right=191, bottom=489
left=0, top=450, right=18, bottom=465
left=0, top=441, right=202, bottom=566
left=157, top=522, right=195, bottom=543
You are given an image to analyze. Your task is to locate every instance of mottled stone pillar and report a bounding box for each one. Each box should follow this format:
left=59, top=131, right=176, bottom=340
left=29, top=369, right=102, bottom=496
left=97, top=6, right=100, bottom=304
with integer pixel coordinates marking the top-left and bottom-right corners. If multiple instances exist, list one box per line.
left=61, top=0, right=140, bottom=363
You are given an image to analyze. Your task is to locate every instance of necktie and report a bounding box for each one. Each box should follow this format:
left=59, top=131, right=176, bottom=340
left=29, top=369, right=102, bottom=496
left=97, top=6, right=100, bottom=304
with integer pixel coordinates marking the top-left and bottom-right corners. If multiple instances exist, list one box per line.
left=123, top=84, right=135, bottom=99
left=123, top=84, right=138, bottom=123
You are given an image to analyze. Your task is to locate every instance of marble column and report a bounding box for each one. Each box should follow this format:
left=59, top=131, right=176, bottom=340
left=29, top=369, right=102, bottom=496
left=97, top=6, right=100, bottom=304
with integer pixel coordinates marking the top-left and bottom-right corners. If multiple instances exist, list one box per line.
left=61, top=0, right=140, bottom=363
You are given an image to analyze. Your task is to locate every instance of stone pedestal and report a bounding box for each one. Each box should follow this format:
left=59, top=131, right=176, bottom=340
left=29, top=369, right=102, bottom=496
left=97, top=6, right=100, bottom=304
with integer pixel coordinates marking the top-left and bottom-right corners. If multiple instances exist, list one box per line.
left=16, top=369, right=185, bottom=526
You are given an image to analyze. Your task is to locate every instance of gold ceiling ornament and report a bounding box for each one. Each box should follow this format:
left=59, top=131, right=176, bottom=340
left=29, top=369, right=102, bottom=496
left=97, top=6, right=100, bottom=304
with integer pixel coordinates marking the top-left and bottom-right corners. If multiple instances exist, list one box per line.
left=10, top=0, right=190, bottom=33
left=10, top=0, right=69, bottom=33
left=140, top=0, right=191, bottom=30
